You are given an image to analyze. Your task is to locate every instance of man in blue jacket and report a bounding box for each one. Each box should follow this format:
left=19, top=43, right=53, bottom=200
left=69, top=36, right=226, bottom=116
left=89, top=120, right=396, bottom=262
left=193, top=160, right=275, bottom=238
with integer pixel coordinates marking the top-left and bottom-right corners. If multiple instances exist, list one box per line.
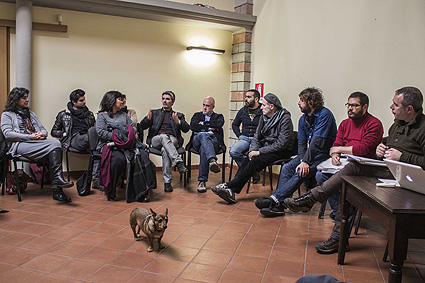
left=255, top=87, right=337, bottom=217
left=230, top=89, right=262, bottom=183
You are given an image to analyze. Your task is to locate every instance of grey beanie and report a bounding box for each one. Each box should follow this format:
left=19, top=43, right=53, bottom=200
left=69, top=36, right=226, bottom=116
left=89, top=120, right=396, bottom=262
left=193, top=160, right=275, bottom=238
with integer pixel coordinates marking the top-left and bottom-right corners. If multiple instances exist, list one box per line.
left=263, top=93, right=282, bottom=109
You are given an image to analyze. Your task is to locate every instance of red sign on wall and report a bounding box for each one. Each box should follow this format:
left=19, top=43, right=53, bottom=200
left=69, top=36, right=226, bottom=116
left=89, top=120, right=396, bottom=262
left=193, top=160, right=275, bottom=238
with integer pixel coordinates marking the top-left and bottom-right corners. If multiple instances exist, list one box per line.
left=255, top=83, right=264, bottom=97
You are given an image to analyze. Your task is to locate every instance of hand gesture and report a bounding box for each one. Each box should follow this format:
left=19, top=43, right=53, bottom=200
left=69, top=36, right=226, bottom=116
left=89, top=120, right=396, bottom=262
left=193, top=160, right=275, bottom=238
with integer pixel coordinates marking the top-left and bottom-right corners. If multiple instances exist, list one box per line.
left=376, top=143, right=388, bottom=158
left=384, top=148, right=402, bottom=161
left=296, top=161, right=310, bottom=178
left=172, top=112, right=180, bottom=125
left=248, top=150, right=260, bottom=160
left=331, top=153, right=341, bottom=166
left=147, top=109, right=152, bottom=120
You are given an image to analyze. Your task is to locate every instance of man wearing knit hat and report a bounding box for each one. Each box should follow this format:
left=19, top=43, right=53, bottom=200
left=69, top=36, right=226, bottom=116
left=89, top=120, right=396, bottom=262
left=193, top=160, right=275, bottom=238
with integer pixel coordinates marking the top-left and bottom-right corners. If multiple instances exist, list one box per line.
left=255, top=87, right=337, bottom=217
left=212, top=92, right=295, bottom=203
left=140, top=91, right=190, bottom=192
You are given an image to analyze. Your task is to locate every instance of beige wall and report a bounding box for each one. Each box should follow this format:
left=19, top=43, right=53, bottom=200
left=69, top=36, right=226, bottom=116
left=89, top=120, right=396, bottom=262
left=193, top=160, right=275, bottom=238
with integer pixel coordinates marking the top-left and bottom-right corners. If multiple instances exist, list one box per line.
left=1, top=2, right=232, bottom=170
left=252, top=0, right=425, bottom=133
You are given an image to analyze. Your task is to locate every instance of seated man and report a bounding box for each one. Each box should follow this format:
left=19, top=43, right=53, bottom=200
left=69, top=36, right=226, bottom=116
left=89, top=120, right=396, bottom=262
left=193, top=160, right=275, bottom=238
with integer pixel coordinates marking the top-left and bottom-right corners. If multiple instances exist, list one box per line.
left=316, top=92, right=383, bottom=219
left=230, top=89, right=263, bottom=183
left=1, top=87, right=74, bottom=202
left=254, top=87, right=337, bottom=217
left=284, top=86, right=425, bottom=254
left=189, top=96, right=225, bottom=193
left=140, top=91, right=189, bottom=192
left=51, top=89, right=98, bottom=187
left=212, top=93, right=294, bottom=203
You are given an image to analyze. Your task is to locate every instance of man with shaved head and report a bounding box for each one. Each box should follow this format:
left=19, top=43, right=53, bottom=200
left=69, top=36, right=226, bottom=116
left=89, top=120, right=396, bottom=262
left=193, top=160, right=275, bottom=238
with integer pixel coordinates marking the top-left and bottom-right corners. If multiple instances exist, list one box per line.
left=188, top=96, right=225, bottom=193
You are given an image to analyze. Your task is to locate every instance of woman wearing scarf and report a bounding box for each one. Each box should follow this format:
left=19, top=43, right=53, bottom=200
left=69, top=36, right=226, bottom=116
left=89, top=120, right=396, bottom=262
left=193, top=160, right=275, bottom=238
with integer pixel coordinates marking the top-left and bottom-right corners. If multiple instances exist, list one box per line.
left=96, top=91, right=156, bottom=202
left=1, top=87, right=74, bottom=202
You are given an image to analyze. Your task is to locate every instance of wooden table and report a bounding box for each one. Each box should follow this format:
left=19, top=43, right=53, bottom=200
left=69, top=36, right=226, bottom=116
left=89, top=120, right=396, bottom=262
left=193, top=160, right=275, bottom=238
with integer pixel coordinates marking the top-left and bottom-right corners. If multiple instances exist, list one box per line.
left=338, top=176, right=425, bottom=283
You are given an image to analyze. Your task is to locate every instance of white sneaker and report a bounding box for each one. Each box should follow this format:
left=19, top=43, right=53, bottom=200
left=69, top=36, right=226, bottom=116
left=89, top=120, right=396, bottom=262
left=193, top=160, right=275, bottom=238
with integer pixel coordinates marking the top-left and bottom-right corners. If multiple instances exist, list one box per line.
left=197, top=181, right=207, bottom=193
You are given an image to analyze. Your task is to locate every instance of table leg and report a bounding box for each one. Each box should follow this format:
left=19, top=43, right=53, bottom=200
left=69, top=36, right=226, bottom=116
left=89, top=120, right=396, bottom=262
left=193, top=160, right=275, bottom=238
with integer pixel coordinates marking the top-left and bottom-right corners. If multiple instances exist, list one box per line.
left=388, top=216, right=408, bottom=283
left=338, top=180, right=351, bottom=265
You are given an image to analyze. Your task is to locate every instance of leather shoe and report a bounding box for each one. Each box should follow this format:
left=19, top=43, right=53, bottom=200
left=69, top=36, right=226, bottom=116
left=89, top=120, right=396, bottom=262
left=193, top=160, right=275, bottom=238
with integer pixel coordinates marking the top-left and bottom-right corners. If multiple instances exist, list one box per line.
left=164, top=183, right=173, bottom=192
left=254, top=198, right=272, bottom=209
left=52, top=189, right=72, bottom=203
left=176, top=162, right=187, bottom=174
left=138, top=195, right=150, bottom=202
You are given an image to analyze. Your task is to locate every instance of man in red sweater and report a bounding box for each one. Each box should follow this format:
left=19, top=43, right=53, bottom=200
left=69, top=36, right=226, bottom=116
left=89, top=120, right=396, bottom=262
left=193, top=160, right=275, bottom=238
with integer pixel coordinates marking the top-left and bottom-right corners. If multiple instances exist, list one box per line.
left=316, top=92, right=383, bottom=219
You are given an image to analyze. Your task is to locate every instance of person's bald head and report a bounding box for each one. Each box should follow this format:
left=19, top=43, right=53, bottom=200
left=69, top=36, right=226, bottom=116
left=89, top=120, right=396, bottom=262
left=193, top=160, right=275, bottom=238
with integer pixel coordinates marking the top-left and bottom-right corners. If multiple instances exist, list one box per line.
left=202, top=96, right=215, bottom=115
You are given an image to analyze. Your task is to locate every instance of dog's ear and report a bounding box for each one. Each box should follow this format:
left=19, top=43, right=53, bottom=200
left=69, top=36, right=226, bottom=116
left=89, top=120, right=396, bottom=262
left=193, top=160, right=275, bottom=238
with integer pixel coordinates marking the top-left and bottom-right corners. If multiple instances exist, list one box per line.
left=150, top=208, right=156, bottom=216
left=165, top=208, right=168, bottom=215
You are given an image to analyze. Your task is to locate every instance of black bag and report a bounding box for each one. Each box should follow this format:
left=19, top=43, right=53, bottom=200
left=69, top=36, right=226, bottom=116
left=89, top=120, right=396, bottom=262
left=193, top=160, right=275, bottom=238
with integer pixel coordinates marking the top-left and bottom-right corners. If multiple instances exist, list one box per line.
left=76, top=170, right=90, bottom=196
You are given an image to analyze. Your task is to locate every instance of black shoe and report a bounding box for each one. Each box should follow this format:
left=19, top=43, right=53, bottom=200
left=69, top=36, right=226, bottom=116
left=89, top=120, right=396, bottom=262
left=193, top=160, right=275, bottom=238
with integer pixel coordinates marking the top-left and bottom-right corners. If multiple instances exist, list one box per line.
left=92, top=182, right=100, bottom=190
left=283, top=191, right=317, bottom=213
left=52, top=189, right=72, bottom=203
left=260, top=203, right=286, bottom=217
left=254, top=198, right=273, bottom=209
left=209, top=159, right=221, bottom=173
left=315, top=237, right=349, bottom=254
left=329, top=211, right=336, bottom=220
left=138, top=195, right=150, bottom=202
left=49, top=149, right=74, bottom=188
left=252, top=172, right=261, bottom=184
left=211, top=183, right=236, bottom=204
left=176, top=162, right=187, bottom=174
left=164, top=183, right=173, bottom=192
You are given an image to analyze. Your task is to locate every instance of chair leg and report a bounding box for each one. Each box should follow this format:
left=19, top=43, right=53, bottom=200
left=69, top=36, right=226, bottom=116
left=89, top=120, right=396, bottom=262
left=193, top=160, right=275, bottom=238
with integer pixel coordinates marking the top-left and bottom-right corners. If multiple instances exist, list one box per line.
left=13, top=160, right=22, bottom=202
left=1, top=160, right=7, bottom=195
left=262, top=168, right=266, bottom=186
left=87, top=156, right=94, bottom=189
left=40, top=164, right=46, bottom=189
left=354, top=211, right=363, bottom=235
left=318, top=202, right=327, bottom=219
left=229, top=157, right=234, bottom=182
left=383, top=241, right=389, bottom=262
left=349, top=208, right=359, bottom=236
left=246, top=177, right=251, bottom=194
left=65, top=150, right=70, bottom=182
left=222, top=152, right=226, bottom=183
left=187, top=152, right=191, bottom=183
left=268, top=166, right=273, bottom=190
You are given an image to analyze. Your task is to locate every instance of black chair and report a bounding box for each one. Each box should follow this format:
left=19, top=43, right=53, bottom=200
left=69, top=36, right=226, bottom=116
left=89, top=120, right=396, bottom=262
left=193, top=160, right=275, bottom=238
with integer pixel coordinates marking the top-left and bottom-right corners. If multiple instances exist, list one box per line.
left=86, top=127, right=102, bottom=189
left=147, top=146, right=187, bottom=187
left=64, top=147, right=89, bottom=181
left=186, top=146, right=226, bottom=184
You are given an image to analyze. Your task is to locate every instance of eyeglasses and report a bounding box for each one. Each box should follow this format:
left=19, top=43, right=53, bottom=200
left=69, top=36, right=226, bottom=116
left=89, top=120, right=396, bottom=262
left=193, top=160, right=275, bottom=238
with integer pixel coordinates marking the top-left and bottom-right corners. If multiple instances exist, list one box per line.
left=345, top=103, right=362, bottom=108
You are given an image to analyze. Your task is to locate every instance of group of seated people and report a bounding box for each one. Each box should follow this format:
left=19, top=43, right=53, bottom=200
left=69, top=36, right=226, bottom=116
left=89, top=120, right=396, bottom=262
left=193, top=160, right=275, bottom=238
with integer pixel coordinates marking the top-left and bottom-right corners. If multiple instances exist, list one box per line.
left=2, top=85, right=424, bottom=256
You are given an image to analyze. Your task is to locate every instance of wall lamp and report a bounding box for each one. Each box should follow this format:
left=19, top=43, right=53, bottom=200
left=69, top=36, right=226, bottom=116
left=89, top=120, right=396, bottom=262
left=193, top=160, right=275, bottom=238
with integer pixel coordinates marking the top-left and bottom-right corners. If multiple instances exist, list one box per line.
left=186, top=46, right=225, bottom=55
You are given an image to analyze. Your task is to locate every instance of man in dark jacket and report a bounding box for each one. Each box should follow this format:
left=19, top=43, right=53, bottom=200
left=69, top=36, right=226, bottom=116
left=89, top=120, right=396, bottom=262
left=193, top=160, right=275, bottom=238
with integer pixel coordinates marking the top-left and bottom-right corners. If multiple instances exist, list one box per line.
left=255, top=87, right=337, bottom=217
left=51, top=89, right=98, bottom=186
left=230, top=89, right=262, bottom=182
left=189, top=96, right=225, bottom=193
left=140, top=91, right=190, bottom=192
left=211, top=93, right=294, bottom=203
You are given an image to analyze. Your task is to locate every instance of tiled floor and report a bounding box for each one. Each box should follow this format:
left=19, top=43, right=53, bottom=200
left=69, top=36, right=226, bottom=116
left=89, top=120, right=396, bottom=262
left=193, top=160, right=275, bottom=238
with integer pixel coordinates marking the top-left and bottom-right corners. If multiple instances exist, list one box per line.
left=0, top=168, right=424, bottom=283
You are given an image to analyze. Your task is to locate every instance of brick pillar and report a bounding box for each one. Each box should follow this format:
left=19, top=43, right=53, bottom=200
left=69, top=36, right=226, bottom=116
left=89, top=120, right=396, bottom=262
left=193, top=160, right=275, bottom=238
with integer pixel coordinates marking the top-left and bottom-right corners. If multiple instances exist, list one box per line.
left=234, top=0, right=253, bottom=15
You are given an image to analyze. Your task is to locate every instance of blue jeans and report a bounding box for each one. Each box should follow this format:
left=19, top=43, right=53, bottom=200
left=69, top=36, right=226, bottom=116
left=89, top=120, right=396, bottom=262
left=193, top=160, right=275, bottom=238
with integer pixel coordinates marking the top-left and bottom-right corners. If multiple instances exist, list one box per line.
left=272, top=154, right=328, bottom=203
left=316, top=171, right=339, bottom=214
left=229, top=135, right=253, bottom=167
left=192, top=132, right=220, bottom=182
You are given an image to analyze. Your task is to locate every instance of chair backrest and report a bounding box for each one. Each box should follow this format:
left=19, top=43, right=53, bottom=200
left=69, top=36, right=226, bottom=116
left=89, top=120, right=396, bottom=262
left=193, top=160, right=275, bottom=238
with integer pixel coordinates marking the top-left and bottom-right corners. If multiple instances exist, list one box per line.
left=87, top=126, right=99, bottom=152
left=0, top=128, right=8, bottom=160
left=291, top=131, right=298, bottom=157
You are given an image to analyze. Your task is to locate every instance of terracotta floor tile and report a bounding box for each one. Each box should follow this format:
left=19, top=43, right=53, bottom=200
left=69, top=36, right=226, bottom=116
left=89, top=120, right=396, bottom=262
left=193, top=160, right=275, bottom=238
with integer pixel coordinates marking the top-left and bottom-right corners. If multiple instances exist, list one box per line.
left=270, top=246, right=305, bottom=263
left=21, top=253, right=70, bottom=272
left=192, top=250, right=233, bottom=268
left=159, top=245, right=199, bottom=262
left=0, top=232, right=36, bottom=246
left=210, top=229, right=246, bottom=243
left=80, top=212, right=114, bottom=223
left=183, top=226, right=217, bottom=238
left=43, top=227, right=83, bottom=241
left=88, top=264, right=139, bottom=282
left=0, top=267, right=46, bottom=283
left=49, top=241, right=92, bottom=257
left=178, top=262, right=224, bottom=282
left=0, top=247, right=41, bottom=266
left=305, top=263, right=344, bottom=280
left=242, top=231, right=276, bottom=246
left=235, top=242, right=272, bottom=258
left=227, top=213, right=257, bottom=224
left=97, top=235, right=136, bottom=251
left=262, top=273, right=300, bottom=283
left=176, top=208, right=205, bottom=218
left=173, top=234, right=209, bottom=249
left=89, top=222, right=125, bottom=235
left=16, top=213, right=51, bottom=224
left=194, top=217, right=226, bottom=229
left=274, top=236, right=307, bottom=250
left=203, top=239, right=240, bottom=254
left=59, top=209, right=89, bottom=219
left=70, top=231, right=110, bottom=245
left=170, top=215, right=199, bottom=225
left=20, top=237, right=64, bottom=252
left=265, top=259, right=304, bottom=278
left=219, top=269, right=263, bottom=283
left=129, top=271, right=175, bottom=283
left=17, top=223, right=57, bottom=236
left=0, top=262, right=16, bottom=275
left=53, top=259, right=103, bottom=280
left=0, top=244, right=13, bottom=255
left=37, top=274, right=81, bottom=283
left=343, top=269, right=385, bottom=283
left=77, top=246, right=122, bottom=264
left=220, top=221, right=251, bottom=233
left=249, top=223, right=280, bottom=235
left=227, top=254, right=267, bottom=273
left=40, top=216, right=75, bottom=227
left=96, top=206, right=128, bottom=215
left=108, top=251, right=152, bottom=270
left=144, top=257, right=188, bottom=277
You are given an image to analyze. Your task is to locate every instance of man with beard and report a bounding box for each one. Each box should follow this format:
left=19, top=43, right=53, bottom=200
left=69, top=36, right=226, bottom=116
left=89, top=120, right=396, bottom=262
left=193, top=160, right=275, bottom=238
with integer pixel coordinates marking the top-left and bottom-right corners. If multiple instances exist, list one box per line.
left=51, top=89, right=98, bottom=186
left=284, top=86, right=425, bottom=255
left=229, top=89, right=263, bottom=183
left=254, top=87, right=337, bottom=217
left=211, top=93, right=295, bottom=203
left=316, top=92, right=383, bottom=219
left=140, top=91, right=190, bottom=192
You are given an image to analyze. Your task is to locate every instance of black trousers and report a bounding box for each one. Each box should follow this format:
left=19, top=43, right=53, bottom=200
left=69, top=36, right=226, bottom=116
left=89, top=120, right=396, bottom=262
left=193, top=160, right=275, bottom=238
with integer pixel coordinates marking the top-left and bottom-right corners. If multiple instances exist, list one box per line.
left=227, top=150, right=292, bottom=194
left=109, top=150, right=126, bottom=197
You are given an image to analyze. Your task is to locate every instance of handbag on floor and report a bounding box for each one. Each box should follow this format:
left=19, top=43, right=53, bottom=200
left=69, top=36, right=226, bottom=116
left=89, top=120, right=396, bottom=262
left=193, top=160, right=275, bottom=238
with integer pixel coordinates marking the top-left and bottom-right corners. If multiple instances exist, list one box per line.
left=5, top=170, right=28, bottom=195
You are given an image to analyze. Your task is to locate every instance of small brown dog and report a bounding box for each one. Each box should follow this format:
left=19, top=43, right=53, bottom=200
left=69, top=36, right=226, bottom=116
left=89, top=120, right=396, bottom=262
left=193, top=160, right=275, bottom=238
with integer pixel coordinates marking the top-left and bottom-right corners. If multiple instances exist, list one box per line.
left=129, top=207, right=168, bottom=252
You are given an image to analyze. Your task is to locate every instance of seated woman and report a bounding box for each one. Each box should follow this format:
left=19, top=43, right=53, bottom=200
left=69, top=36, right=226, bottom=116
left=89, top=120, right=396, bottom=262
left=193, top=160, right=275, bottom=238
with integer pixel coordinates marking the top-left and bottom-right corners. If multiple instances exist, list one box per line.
left=1, top=87, right=74, bottom=202
left=96, top=91, right=156, bottom=202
